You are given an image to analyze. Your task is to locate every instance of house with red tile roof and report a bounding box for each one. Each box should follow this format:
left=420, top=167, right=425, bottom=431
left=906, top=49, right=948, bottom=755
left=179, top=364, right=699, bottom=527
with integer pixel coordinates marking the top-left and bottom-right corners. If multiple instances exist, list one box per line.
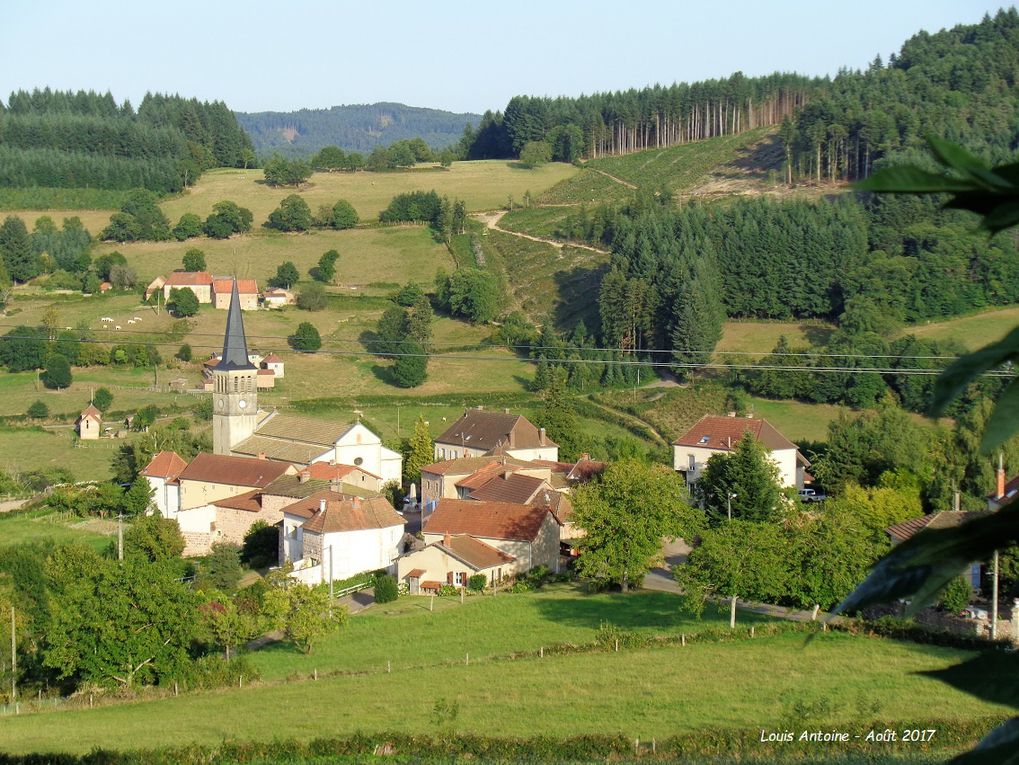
left=140, top=450, right=189, bottom=518
left=397, top=533, right=516, bottom=593
left=162, top=271, right=213, bottom=303
left=212, top=278, right=258, bottom=310
left=280, top=494, right=405, bottom=584
left=434, top=408, right=558, bottom=462
left=672, top=414, right=808, bottom=489
left=422, top=498, right=560, bottom=577
left=76, top=404, right=102, bottom=441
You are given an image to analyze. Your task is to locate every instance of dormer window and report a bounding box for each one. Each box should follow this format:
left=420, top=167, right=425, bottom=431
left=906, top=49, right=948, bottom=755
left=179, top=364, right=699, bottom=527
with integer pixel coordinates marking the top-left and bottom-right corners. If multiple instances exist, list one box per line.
left=698, top=435, right=710, bottom=444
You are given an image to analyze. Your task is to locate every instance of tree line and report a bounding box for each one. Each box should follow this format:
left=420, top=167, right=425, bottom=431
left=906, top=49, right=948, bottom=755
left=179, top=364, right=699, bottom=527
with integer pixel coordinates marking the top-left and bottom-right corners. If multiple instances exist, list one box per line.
left=0, top=88, right=254, bottom=192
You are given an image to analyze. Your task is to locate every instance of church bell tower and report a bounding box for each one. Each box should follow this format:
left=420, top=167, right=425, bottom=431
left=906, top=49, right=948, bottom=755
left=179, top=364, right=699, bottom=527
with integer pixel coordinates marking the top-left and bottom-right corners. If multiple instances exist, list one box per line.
left=212, top=279, right=258, bottom=455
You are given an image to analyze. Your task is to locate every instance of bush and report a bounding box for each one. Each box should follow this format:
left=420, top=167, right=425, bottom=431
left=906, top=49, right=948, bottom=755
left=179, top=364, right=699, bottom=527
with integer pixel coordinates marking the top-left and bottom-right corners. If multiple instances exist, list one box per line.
left=26, top=400, right=48, bottom=419
left=204, top=200, right=253, bottom=238
left=169, top=655, right=259, bottom=692
left=374, top=574, right=399, bottom=603
left=330, top=199, right=358, bottom=229
left=379, top=190, right=442, bottom=224
left=172, top=213, right=204, bottom=241
left=289, top=322, right=321, bottom=352
left=264, top=155, right=312, bottom=187
left=266, top=194, right=313, bottom=232
left=939, top=576, right=972, bottom=613
left=176, top=343, right=192, bottom=362
left=437, top=584, right=459, bottom=596
left=467, top=574, right=487, bottom=592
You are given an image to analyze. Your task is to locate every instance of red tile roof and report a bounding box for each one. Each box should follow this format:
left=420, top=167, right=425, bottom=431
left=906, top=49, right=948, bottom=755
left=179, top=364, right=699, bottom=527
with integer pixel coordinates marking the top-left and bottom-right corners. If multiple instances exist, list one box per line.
left=213, top=278, right=258, bottom=295
left=424, top=499, right=556, bottom=542
left=299, top=496, right=404, bottom=534
left=468, top=473, right=548, bottom=504
left=141, top=450, right=189, bottom=481
left=423, top=456, right=532, bottom=476
left=165, top=271, right=212, bottom=287
left=674, top=415, right=798, bottom=452
left=886, top=511, right=990, bottom=544
left=435, top=410, right=557, bottom=452
left=78, top=404, right=102, bottom=422
left=177, top=452, right=293, bottom=488
left=532, top=489, right=573, bottom=525
left=262, top=353, right=284, bottom=363
left=211, top=489, right=263, bottom=513
left=438, top=534, right=516, bottom=569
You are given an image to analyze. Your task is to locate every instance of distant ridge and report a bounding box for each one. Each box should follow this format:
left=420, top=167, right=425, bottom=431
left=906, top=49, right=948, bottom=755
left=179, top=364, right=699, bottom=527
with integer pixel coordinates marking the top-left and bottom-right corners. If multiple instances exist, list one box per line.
left=235, top=102, right=480, bottom=157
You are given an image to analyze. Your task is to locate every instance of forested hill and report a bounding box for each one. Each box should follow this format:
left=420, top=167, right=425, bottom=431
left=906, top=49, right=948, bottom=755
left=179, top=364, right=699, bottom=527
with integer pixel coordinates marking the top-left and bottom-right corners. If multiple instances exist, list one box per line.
left=0, top=89, right=254, bottom=193
left=462, top=9, right=1019, bottom=166
left=235, top=102, right=480, bottom=157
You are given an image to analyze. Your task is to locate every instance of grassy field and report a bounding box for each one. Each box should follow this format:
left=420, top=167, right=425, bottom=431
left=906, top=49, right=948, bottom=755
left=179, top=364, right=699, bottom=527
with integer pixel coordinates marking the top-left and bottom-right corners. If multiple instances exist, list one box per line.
left=0, top=427, right=132, bottom=480
left=716, top=320, right=835, bottom=355
left=746, top=397, right=849, bottom=443
left=158, top=161, right=578, bottom=225
left=0, top=616, right=1006, bottom=754
left=92, top=224, right=453, bottom=285
left=0, top=510, right=113, bottom=550
left=900, top=306, right=1019, bottom=350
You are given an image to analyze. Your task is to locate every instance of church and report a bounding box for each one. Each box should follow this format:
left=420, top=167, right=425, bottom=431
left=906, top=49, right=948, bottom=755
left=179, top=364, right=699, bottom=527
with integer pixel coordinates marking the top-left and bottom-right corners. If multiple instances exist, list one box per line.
left=210, top=279, right=402, bottom=485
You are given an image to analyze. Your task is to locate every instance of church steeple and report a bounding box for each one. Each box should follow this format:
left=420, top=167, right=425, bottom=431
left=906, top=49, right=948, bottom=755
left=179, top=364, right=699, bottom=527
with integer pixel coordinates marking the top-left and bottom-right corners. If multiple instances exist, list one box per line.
left=212, top=278, right=258, bottom=454
left=216, top=279, right=255, bottom=371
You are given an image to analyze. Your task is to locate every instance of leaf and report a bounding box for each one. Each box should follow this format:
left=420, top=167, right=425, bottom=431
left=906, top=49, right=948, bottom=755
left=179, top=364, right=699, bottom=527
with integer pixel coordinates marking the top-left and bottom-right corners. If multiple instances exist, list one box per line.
left=854, top=165, right=973, bottom=193
left=981, top=378, right=1019, bottom=455
left=927, top=136, right=1010, bottom=191
left=951, top=718, right=1019, bottom=764
left=981, top=201, right=1019, bottom=234
left=931, top=326, right=1019, bottom=416
left=944, top=191, right=1014, bottom=217
left=992, top=161, right=1019, bottom=185
left=835, top=507, right=1019, bottom=616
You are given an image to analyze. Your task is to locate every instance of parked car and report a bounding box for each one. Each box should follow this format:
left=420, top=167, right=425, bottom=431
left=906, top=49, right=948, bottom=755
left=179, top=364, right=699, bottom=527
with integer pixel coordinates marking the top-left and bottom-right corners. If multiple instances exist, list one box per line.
left=798, top=488, right=827, bottom=503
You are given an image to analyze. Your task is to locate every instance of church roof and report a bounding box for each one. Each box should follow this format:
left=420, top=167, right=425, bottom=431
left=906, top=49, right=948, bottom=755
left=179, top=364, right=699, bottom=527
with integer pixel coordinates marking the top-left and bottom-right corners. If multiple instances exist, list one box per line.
left=253, top=412, right=356, bottom=448
left=231, top=435, right=331, bottom=465
left=215, top=279, right=256, bottom=372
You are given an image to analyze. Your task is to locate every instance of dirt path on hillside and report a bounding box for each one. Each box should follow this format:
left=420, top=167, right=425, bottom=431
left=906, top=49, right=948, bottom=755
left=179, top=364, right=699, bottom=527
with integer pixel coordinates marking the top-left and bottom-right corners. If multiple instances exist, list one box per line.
left=473, top=210, right=610, bottom=255
left=585, top=397, right=669, bottom=446
left=588, top=167, right=638, bottom=189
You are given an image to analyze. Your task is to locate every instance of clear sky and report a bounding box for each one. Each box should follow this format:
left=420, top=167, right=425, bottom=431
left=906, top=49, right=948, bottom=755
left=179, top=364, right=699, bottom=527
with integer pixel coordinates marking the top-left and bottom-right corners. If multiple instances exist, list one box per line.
left=1, top=1, right=1009, bottom=115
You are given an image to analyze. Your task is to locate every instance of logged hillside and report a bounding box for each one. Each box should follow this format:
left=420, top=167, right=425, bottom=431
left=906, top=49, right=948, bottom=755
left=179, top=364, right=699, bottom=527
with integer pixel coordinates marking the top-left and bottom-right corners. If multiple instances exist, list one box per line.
left=237, top=102, right=480, bottom=157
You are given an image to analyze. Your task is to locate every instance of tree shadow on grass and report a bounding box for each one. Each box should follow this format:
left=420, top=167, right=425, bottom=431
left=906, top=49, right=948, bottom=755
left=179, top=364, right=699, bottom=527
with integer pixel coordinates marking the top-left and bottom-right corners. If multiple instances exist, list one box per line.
left=531, top=585, right=770, bottom=631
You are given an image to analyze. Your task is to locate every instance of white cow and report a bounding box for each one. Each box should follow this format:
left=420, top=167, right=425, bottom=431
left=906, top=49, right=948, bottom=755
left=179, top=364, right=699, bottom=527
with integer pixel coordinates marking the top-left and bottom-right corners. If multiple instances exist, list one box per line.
left=133, top=316, right=142, bottom=321
left=127, top=320, right=136, bottom=325
left=115, top=326, right=122, bottom=331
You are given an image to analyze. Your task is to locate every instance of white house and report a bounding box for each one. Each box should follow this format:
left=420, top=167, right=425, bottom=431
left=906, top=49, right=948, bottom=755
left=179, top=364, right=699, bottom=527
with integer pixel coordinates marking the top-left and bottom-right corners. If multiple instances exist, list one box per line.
left=231, top=413, right=402, bottom=483
left=672, top=414, right=807, bottom=489
left=140, top=450, right=188, bottom=518
left=280, top=493, right=406, bottom=583
left=434, top=408, right=558, bottom=462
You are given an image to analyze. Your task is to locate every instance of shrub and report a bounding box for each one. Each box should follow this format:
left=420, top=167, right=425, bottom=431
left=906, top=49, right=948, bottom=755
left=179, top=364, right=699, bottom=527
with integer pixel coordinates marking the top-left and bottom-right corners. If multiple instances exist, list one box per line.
left=467, top=574, right=487, bottom=592
left=939, top=576, right=972, bottom=613
left=42, top=353, right=72, bottom=389
left=173, top=213, right=204, bottom=241
left=26, top=400, right=48, bottom=419
left=176, top=343, right=192, bottom=362
left=289, top=322, right=321, bottom=352
left=204, top=200, right=253, bottom=239
left=297, top=282, right=328, bottom=311
left=241, top=520, right=278, bottom=569
left=330, top=199, right=358, bottom=229
left=438, top=584, right=459, bottom=596
left=266, top=194, right=313, bottom=232
left=92, top=387, right=114, bottom=411
left=374, top=574, right=399, bottom=603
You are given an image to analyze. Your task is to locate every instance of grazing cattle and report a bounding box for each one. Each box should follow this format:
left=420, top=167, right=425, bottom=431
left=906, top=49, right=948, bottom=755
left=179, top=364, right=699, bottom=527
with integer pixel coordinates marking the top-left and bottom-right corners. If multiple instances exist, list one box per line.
left=127, top=320, right=136, bottom=325
left=100, top=317, right=113, bottom=323
left=115, top=325, right=122, bottom=330
left=133, top=316, right=142, bottom=321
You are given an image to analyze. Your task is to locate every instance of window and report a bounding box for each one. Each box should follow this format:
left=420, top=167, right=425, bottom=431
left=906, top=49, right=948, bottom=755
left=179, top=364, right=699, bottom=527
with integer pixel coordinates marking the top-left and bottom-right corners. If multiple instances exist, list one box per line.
left=688, top=454, right=696, bottom=471
left=454, top=571, right=465, bottom=586
left=354, top=457, right=363, bottom=466
left=698, top=435, right=710, bottom=444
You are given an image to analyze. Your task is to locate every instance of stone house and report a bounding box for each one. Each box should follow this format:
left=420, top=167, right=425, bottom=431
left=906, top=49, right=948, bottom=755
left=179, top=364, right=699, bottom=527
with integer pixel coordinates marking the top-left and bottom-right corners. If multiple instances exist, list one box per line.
left=397, top=533, right=516, bottom=593
left=162, top=271, right=213, bottom=303
left=140, top=450, right=188, bottom=518
left=422, top=498, right=561, bottom=577
left=261, top=353, right=285, bottom=378
left=176, top=452, right=295, bottom=510
left=212, top=278, right=259, bottom=310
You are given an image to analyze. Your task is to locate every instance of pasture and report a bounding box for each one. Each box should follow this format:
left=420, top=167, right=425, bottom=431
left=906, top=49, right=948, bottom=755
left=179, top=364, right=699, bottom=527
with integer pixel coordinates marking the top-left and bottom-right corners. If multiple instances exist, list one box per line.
left=0, top=585, right=1007, bottom=754
left=159, top=161, right=578, bottom=226
left=0, top=509, right=113, bottom=549
left=900, top=306, right=1019, bottom=350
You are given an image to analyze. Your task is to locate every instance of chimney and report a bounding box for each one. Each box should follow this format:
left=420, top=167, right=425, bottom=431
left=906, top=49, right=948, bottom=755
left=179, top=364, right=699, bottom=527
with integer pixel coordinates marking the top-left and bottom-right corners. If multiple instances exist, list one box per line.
left=728, top=411, right=736, bottom=418
left=256, top=452, right=267, bottom=460
left=539, top=427, right=546, bottom=446
left=330, top=478, right=342, bottom=493
left=997, top=453, right=1006, bottom=500
left=504, top=467, right=515, bottom=479
left=444, top=531, right=451, bottom=547
left=504, top=407, right=510, bottom=414
left=299, top=470, right=310, bottom=484
left=318, top=498, right=326, bottom=512
left=581, top=452, right=590, bottom=461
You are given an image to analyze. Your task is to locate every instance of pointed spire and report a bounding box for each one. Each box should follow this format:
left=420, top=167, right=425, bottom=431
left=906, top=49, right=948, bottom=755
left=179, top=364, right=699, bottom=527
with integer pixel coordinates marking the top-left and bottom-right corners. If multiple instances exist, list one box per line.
left=216, top=278, right=255, bottom=371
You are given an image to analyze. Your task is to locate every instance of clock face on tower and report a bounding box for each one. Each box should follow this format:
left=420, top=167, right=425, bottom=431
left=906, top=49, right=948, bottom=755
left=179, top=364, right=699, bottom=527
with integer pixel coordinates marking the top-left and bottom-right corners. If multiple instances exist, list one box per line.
left=238, top=399, right=247, bottom=410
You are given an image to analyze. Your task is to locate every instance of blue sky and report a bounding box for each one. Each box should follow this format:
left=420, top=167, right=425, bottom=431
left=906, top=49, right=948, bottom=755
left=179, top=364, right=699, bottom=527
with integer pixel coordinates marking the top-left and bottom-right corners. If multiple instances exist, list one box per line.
left=1, top=1, right=1008, bottom=114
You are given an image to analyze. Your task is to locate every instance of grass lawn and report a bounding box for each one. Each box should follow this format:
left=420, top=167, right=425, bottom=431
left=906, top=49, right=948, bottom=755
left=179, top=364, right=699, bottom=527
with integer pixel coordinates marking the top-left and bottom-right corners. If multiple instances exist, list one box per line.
left=0, top=510, right=112, bottom=550
left=0, top=427, right=131, bottom=481
left=158, top=161, right=578, bottom=226
left=716, top=319, right=835, bottom=356
left=899, top=306, right=1019, bottom=351
left=746, top=397, right=850, bottom=443
left=0, top=625, right=1006, bottom=754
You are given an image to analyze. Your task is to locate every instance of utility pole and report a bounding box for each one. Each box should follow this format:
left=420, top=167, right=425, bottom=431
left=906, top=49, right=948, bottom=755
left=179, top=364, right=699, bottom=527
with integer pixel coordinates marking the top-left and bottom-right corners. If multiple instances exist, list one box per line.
left=10, top=605, right=16, bottom=704
left=992, top=551, right=1000, bottom=640
left=328, top=546, right=334, bottom=617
